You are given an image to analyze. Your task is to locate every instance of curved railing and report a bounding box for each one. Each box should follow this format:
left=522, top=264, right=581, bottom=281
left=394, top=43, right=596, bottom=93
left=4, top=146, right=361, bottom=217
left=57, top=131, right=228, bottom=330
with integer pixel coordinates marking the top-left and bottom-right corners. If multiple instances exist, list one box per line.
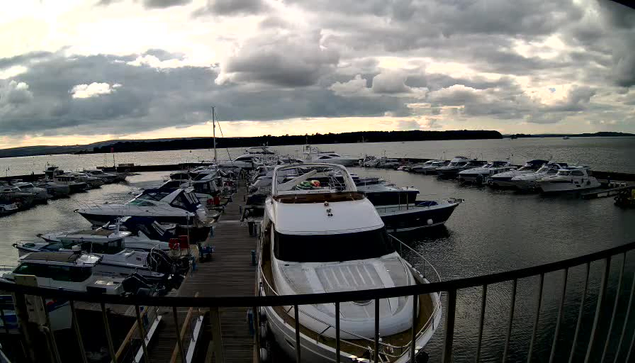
left=1, top=240, right=634, bottom=363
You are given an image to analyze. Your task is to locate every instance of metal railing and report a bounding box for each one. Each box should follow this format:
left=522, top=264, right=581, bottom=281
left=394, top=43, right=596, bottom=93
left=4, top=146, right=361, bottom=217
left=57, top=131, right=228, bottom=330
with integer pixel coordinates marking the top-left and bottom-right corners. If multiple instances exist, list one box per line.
left=0, top=240, right=634, bottom=362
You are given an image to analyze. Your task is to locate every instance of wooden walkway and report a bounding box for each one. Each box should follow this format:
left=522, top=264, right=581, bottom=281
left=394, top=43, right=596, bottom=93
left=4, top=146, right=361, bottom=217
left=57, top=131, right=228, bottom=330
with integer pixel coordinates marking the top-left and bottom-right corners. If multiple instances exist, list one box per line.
left=147, top=184, right=257, bottom=363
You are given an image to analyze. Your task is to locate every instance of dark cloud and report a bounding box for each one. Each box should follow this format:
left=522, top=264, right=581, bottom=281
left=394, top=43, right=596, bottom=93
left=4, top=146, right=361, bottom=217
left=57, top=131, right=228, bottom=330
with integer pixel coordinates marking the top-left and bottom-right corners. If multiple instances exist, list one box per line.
left=193, top=0, right=267, bottom=16
left=218, top=31, right=339, bottom=87
left=143, top=0, right=191, bottom=8
left=0, top=52, right=409, bottom=136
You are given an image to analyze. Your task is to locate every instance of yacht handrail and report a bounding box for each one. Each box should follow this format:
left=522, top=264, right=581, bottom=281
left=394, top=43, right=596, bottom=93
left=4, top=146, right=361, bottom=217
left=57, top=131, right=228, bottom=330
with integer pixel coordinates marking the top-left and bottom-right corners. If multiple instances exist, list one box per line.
left=259, top=264, right=440, bottom=357
left=258, top=237, right=444, bottom=356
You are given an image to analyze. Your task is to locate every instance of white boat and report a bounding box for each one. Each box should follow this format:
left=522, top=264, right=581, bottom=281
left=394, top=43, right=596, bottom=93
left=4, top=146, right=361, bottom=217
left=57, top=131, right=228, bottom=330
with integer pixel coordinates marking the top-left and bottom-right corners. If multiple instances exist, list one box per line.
left=12, top=182, right=51, bottom=203
left=458, top=161, right=516, bottom=184
left=34, top=180, right=71, bottom=198
left=83, top=169, right=119, bottom=183
left=72, top=172, right=104, bottom=189
left=44, top=166, right=88, bottom=193
left=0, top=202, right=18, bottom=215
left=2, top=251, right=177, bottom=296
left=509, top=163, right=569, bottom=190
left=303, top=145, right=359, bottom=166
left=538, top=167, right=601, bottom=193
left=76, top=187, right=212, bottom=242
left=436, top=156, right=485, bottom=178
left=410, top=160, right=449, bottom=174
left=258, top=163, right=442, bottom=362
left=487, top=159, right=549, bottom=188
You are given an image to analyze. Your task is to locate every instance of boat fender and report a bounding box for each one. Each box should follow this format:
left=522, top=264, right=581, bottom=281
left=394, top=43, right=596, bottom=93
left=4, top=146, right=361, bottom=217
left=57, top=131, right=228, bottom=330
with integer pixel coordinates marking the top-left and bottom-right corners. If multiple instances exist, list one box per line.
left=259, top=323, right=268, bottom=340
left=427, top=219, right=433, bottom=225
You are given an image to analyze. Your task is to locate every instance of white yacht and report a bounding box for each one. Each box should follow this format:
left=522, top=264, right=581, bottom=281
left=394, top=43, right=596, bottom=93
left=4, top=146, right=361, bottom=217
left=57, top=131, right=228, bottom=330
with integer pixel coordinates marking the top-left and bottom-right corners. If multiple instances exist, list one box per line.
left=509, top=163, right=569, bottom=191
left=410, top=160, right=449, bottom=174
left=303, top=145, right=359, bottom=166
left=457, top=161, right=515, bottom=184
left=76, top=187, right=212, bottom=242
left=436, top=156, right=485, bottom=178
left=538, top=167, right=601, bottom=193
left=12, top=182, right=51, bottom=203
left=487, top=159, right=549, bottom=188
left=34, top=180, right=71, bottom=198
left=258, top=163, right=442, bottom=362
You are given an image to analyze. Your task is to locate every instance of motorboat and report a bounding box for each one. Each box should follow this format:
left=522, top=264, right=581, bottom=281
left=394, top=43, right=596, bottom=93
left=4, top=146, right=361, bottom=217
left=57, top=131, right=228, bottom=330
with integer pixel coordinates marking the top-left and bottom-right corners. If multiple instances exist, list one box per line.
left=302, top=145, right=359, bottom=166
left=13, top=240, right=186, bottom=286
left=52, top=174, right=88, bottom=193
left=220, top=146, right=277, bottom=169
left=487, top=159, right=549, bottom=188
left=376, top=157, right=401, bottom=169
left=0, top=294, right=71, bottom=332
left=72, top=172, right=104, bottom=189
left=76, top=187, right=212, bottom=242
left=457, top=161, right=516, bottom=184
left=410, top=160, right=449, bottom=174
left=34, top=180, right=71, bottom=198
left=83, top=169, right=119, bottom=184
left=159, top=176, right=220, bottom=207
left=1, top=251, right=172, bottom=296
left=538, top=167, right=601, bottom=193
left=44, top=166, right=89, bottom=193
left=376, top=199, right=462, bottom=232
left=258, top=163, right=442, bottom=362
left=0, top=185, right=36, bottom=210
left=509, top=163, right=569, bottom=191
left=436, top=156, right=486, bottom=179
left=355, top=177, right=419, bottom=206
left=17, top=220, right=171, bottom=255
left=0, top=202, right=18, bottom=216
left=11, top=181, right=51, bottom=203
left=100, top=216, right=177, bottom=243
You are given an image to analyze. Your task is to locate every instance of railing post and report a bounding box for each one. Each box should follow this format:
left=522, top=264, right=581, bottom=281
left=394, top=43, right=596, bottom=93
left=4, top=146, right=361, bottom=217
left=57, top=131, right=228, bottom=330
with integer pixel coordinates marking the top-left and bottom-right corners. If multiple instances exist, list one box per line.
left=601, top=253, right=625, bottom=362
left=12, top=292, right=37, bottom=363
left=584, top=257, right=611, bottom=363
left=210, top=307, right=225, bottom=363
left=172, top=306, right=186, bottom=363
left=549, top=268, right=568, bottom=363
left=374, top=298, right=380, bottom=363
left=294, top=305, right=301, bottom=363
left=442, top=289, right=457, bottom=363
left=527, top=273, right=545, bottom=362
left=70, top=301, right=88, bottom=363
left=615, top=272, right=635, bottom=361
left=475, top=284, right=488, bottom=362
left=40, top=297, right=62, bottom=363
left=134, top=305, right=151, bottom=363
left=100, top=302, right=117, bottom=363
left=569, top=262, right=590, bottom=363
left=335, top=302, right=341, bottom=363
left=503, top=278, right=518, bottom=362
left=411, top=294, right=417, bottom=363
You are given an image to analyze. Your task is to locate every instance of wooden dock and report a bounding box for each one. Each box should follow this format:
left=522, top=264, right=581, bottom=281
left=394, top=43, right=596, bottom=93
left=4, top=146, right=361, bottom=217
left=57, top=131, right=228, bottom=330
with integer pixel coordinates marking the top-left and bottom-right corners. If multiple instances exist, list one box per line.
left=146, top=184, right=257, bottom=363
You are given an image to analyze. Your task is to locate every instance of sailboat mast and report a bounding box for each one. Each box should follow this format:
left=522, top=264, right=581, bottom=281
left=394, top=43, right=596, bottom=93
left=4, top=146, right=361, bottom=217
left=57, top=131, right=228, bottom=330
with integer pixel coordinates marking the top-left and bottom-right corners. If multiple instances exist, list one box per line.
left=212, top=106, right=217, bottom=164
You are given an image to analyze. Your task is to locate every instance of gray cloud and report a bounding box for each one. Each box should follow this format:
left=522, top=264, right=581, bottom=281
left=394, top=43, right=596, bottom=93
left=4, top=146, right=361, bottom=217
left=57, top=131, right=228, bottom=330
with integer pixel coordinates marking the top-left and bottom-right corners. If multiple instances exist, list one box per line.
left=193, top=0, right=267, bottom=16
left=143, top=0, right=191, bottom=8
left=218, top=31, right=339, bottom=87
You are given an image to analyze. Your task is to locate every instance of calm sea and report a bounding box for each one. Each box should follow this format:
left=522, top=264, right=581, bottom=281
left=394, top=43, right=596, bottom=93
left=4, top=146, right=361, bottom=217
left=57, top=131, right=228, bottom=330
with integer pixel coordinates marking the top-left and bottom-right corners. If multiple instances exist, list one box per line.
left=0, top=137, right=633, bottom=361
left=1, top=136, right=635, bottom=177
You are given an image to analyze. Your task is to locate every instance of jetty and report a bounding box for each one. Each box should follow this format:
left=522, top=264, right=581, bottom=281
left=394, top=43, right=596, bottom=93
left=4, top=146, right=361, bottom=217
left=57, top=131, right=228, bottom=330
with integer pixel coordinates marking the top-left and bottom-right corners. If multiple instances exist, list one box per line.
left=143, top=183, right=256, bottom=363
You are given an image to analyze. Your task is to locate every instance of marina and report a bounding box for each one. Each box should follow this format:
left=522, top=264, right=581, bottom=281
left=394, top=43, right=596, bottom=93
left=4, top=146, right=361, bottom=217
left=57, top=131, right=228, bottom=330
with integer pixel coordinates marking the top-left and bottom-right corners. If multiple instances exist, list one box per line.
left=0, top=138, right=632, bottom=362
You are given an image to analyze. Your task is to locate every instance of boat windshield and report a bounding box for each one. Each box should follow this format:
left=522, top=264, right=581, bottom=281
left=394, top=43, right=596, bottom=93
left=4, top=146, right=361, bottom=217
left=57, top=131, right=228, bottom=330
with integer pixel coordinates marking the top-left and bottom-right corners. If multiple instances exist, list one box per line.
left=274, top=228, right=395, bottom=262
left=558, top=171, right=572, bottom=176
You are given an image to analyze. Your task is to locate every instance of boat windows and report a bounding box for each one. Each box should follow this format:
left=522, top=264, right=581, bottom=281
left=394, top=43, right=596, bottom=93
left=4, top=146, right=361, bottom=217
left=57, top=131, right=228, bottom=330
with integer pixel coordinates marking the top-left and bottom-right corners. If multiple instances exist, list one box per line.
left=274, top=228, right=395, bottom=262
left=129, top=200, right=156, bottom=207
left=14, top=263, right=92, bottom=282
left=558, top=171, right=572, bottom=176
left=571, top=170, right=584, bottom=176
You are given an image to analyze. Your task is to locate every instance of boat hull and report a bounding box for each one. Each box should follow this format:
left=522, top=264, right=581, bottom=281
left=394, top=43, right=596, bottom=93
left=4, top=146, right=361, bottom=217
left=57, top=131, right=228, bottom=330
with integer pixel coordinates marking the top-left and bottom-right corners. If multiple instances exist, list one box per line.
left=539, top=179, right=601, bottom=193
left=377, top=202, right=460, bottom=232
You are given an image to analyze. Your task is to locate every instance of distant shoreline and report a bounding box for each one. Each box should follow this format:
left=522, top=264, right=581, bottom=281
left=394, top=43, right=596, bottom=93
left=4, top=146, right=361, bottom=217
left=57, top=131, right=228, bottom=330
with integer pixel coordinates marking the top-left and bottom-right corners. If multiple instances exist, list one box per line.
left=0, top=130, right=631, bottom=160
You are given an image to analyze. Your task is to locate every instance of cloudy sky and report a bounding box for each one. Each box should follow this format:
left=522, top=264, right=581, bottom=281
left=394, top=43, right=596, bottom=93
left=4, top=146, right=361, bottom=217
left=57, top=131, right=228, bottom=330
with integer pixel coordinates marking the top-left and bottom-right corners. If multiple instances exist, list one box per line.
left=0, top=0, right=634, bottom=148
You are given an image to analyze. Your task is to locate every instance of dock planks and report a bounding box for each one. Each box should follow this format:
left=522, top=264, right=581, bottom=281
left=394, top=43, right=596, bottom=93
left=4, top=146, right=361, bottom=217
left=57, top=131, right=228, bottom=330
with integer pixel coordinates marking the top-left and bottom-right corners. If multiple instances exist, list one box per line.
left=148, top=184, right=257, bottom=363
